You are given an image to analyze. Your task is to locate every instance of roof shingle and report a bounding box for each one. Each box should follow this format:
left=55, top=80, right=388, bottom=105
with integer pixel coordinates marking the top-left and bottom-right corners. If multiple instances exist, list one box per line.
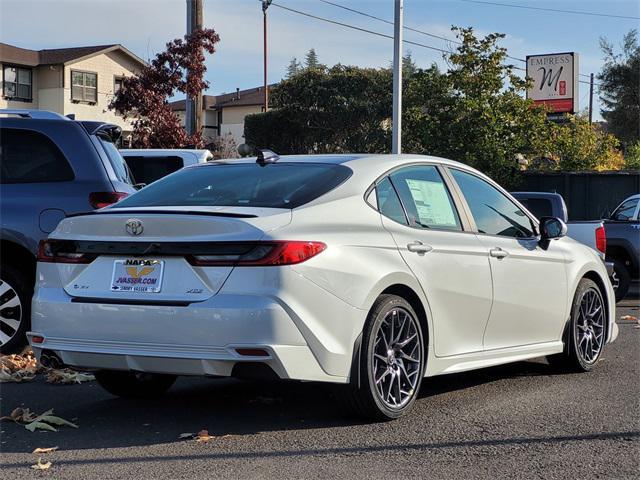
left=0, top=42, right=144, bottom=66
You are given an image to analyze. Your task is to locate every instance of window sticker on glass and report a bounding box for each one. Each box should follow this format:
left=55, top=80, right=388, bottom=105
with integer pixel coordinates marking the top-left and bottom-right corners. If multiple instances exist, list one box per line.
left=405, top=179, right=458, bottom=227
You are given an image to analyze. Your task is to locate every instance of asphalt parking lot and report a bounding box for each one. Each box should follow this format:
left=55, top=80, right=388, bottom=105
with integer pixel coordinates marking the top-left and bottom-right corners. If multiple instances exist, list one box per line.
left=1, top=288, right=639, bottom=479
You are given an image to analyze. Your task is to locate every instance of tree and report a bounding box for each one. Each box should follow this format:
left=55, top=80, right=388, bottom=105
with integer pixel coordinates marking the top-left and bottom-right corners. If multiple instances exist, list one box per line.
left=109, top=28, right=220, bottom=148
left=404, top=27, right=552, bottom=186
left=286, top=57, right=302, bottom=78
left=623, top=140, right=640, bottom=169
left=304, top=48, right=320, bottom=70
left=547, top=116, right=623, bottom=171
left=245, top=64, right=392, bottom=153
left=247, top=27, right=623, bottom=184
left=402, top=51, right=418, bottom=78
left=598, top=30, right=640, bottom=148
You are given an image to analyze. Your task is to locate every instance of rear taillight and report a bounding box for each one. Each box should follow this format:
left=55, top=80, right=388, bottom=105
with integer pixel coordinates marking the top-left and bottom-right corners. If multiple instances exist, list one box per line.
left=187, top=241, right=326, bottom=267
left=595, top=226, right=606, bottom=254
left=37, top=239, right=96, bottom=264
left=89, top=191, right=129, bottom=209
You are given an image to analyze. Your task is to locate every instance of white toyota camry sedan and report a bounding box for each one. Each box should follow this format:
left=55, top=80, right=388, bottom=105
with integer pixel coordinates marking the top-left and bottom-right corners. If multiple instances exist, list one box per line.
left=30, top=153, right=617, bottom=420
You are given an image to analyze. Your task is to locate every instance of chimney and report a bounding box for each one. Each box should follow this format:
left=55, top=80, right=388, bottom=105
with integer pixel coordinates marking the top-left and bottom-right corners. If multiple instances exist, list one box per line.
left=236, top=88, right=240, bottom=100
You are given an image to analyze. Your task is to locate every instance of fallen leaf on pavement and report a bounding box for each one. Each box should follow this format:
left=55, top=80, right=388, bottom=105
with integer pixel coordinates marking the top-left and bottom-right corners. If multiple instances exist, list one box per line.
left=620, top=315, right=638, bottom=322
left=32, top=446, right=58, bottom=454
left=45, top=369, right=95, bottom=384
left=4, top=408, right=79, bottom=432
left=30, top=458, right=52, bottom=470
left=0, top=350, right=38, bottom=383
left=1, top=407, right=37, bottom=423
left=195, top=429, right=213, bottom=443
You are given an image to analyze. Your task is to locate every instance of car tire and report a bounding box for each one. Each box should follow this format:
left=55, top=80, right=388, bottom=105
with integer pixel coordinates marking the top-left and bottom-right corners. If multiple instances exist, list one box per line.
left=547, top=278, right=606, bottom=372
left=610, top=259, right=630, bottom=303
left=0, top=263, right=32, bottom=354
left=341, top=294, right=425, bottom=421
left=95, top=370, right=177, bottom=398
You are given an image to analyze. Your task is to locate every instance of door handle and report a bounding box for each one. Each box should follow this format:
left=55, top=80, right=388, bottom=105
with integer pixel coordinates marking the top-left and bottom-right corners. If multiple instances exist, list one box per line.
left=489, top=247, right=509, bottom=259
left=407, top=241, right=433, bottom=254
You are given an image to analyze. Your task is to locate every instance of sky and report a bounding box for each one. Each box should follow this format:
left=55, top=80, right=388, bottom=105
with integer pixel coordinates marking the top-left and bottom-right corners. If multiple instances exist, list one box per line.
left=1, top=0, right=638, bottom=120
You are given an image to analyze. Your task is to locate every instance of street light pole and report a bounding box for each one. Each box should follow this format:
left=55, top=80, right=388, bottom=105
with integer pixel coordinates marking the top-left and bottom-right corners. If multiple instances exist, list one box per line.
left=391, top=0, right=403, bottom=154
left=262, top=0, right=272, bottom=112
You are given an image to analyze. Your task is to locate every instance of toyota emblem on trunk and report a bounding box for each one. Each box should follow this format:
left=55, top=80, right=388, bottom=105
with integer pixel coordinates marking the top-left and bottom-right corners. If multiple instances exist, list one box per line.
left=125, top=219, right=144, bottom=236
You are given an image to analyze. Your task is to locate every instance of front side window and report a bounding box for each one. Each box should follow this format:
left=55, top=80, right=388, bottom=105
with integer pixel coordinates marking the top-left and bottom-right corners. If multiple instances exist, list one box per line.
left=71, top=70, right=97, bottom=103
left=0, top=128, right=74, bottom=183
left=451, top=169, right=534, bottom=238
left=3, top=65, right=32, bottom=101
left=111, top=163, right=352, bottom=209
left=389, top=165, right=462, bottom=230
left=611, top=198, right=638, bottom=221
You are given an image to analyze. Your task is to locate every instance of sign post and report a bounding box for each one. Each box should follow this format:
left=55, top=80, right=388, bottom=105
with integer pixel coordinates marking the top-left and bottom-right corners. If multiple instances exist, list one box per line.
left=526, top=52, right=579, bottom=120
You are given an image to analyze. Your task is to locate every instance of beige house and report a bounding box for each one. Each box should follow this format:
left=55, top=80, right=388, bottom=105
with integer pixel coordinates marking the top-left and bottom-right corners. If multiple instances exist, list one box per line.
left=0, top=42, right=146, bottom=141
left=170, top=86, right=265, bottom=147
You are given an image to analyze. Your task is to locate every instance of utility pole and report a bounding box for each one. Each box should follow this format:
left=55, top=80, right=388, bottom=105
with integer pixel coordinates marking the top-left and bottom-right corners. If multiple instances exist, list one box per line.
left=186, top=0, right=203, bottom=136
left=588, top=73, right=594, bottom=124
left=262, top=0, right=272, bottom=112
left=391, top=0, right=403, bottom=154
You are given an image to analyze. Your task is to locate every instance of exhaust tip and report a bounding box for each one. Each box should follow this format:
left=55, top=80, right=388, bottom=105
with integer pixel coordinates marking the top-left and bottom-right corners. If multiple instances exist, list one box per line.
left=40, top=350, right=63, bottom=370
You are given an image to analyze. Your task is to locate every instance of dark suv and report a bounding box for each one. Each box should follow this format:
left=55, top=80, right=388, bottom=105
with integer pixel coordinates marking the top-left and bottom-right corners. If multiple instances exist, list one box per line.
left=0, top=109, right=136, bottom=352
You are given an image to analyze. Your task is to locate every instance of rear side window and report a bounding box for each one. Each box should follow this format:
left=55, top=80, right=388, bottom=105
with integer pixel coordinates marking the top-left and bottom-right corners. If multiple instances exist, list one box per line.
left=517, top=198, right=553, bottom=219
left=111, top=162, right=352, bottom=209
left=0, top=128, right=74, bottom=184
left=98, top=137, right=132, bottom=184
left=123, top=156, right=184, bottom=185
left=376, top=177, right=408, bottom=225
left=389, top=165, right=462, bottom=230
left=611, top=198, right=638, bottom=221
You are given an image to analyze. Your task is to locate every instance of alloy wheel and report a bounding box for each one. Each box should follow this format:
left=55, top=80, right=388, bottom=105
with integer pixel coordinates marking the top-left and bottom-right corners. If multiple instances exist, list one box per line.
left=0, top=279, right=23, bottom=347
left=372, top=307, right=422, bottom=408
left=576, top=287, right=605, bottom=364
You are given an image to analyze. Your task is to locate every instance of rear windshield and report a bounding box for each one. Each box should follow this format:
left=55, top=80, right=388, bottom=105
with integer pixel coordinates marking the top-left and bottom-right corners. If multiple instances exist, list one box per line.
left=111, top=162, right=352, bottom=209
left=98, top=137, right=134, bottom=184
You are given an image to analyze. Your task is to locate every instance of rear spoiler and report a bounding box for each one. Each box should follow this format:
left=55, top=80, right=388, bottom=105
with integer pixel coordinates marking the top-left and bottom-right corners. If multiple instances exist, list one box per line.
left=80, top=121, right=122, bottom=143
left=65, top=209, right=258, bottom=219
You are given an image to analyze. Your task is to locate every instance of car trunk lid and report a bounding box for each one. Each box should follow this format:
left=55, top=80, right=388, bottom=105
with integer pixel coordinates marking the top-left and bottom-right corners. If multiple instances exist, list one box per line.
left=51, top=207, right=291, bottom=303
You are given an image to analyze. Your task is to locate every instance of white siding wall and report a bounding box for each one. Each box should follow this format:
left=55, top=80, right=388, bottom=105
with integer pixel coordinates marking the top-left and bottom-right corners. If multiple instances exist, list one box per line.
left=62, top=50, right=141, bottom=132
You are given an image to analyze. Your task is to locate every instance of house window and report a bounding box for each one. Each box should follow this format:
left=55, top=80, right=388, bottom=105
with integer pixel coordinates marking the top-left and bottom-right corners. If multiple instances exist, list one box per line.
left=3, top=65, right=32, bottom=101
left=114, top=76, right=124, bottom=95
left=71, top=70, right=97, bottom=103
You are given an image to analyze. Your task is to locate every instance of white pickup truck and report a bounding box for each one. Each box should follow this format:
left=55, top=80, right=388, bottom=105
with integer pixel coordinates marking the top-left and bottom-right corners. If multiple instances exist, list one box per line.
left=512, top=192, right=607, bottom=256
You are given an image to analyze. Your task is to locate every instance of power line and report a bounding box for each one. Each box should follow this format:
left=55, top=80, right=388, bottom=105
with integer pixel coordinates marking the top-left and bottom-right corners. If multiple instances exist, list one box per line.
left=270, top=1, right=602, bottom=87
left=456, top=0, right=640, bottom=21
left=317, top=0, right=464, bottom=46
left=317, top=0, right=596, bottom=79
left=270, top=2, right=451, bottom=54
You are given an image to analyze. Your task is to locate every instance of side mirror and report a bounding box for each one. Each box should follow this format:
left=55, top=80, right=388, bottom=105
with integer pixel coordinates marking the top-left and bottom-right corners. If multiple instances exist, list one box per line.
left=539, top=216, right=567, bottom=240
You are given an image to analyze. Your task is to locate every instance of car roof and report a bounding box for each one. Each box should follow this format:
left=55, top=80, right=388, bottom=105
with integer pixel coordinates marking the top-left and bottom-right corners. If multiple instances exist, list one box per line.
left=119, top=149, right=212, bottom=155
left=195, top=153, right=488, bottom=204
left=207, top=153, right=470, bottom=170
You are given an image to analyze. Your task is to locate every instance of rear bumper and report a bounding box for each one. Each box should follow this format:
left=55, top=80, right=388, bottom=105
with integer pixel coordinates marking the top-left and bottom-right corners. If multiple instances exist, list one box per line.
left=604, top=261, right=615, bottom=277
left=29, top=278, right=364, bottom=383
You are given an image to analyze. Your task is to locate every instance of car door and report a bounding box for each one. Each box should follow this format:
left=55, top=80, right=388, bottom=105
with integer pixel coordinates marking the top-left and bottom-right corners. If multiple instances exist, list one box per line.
left=448, top=168, right=568, bottom=350
left=375, top=164, right=493, bottom=357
